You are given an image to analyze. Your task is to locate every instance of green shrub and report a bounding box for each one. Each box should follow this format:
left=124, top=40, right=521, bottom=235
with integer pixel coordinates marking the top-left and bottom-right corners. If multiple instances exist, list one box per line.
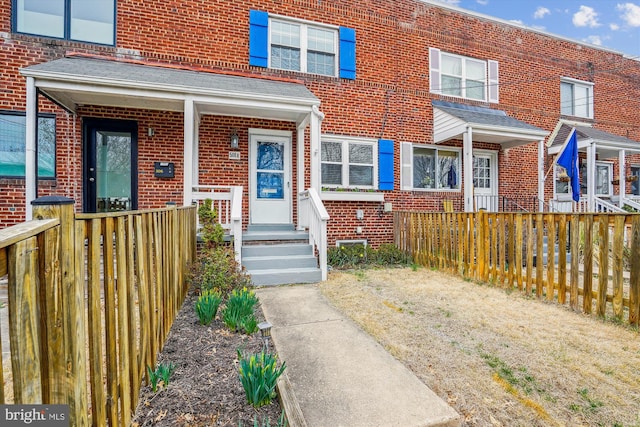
left=195, top=289, right=222, bottom=325
left=190, top=246, right=253, bottom=295
left=237, top=349, right=286, bottom=408
left=327, top=243, right=411, bottom=269
left=198, top=198, right=225, bottom=248
left=223, top=288, right=258, bottom=334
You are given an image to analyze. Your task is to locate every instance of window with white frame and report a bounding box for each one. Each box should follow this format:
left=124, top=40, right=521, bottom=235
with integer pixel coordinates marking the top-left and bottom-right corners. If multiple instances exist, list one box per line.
left=270, top=18, right=337, bottom=76
left=429, top=48, right=499, bottom=103
left=14, top=0, right=115, bottom=45
left=555, top=164, right=571, bottom=196
left=321, top=137, right=377, bottom=188
left=401, top=143, right=460, bottom=191
left=560, top=78, right=594, bottom=119
left=556, top=161, right=611, bottom=197
left=632, top=166, right=640, bottom=196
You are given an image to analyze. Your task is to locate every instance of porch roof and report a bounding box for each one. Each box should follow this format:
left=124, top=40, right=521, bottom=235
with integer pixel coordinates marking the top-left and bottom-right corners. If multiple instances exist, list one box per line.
left=433, top=100, right=548, bottom=148
left=547, top=123, right=640, bottom=158
left=20, top=56, right=320, bottom=123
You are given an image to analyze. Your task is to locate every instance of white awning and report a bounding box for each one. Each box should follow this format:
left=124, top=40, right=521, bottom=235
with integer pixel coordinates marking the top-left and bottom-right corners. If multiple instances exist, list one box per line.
left=433, top=100, right=548, bottom=148
left=21, top=56, right=320, bottom=123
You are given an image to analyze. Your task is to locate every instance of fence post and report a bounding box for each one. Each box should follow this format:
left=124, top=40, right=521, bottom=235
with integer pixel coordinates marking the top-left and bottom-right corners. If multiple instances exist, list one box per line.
left=32, top=196, right=88, bottom=426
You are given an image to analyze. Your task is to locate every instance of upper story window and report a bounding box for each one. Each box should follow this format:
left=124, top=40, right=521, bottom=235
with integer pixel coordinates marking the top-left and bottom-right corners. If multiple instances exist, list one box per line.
left=401, top=142, right=460, bottom=191
left=0, top=111, right=56, bottom=178
left=270, top=20, right=336, bottom=76
left=561, top=78, right=594, bottom=119
left=321, top=136, right=378, bottom=189
left=249, top=10, right=356, bottom=80
left=429, top=48, right=499, bottom=103
left=13, top=0, right=115, bottom=45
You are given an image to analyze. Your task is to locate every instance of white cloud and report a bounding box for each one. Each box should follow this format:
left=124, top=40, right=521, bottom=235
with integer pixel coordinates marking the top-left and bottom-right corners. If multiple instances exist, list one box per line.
left=584, top=35, right=603, bottom=45
left=434, top=0, right=461, bottom=5
left=534, top=7, right=550, bottom=19
left=477, top=0, right=489, bottom=5
left=610, top=23, right=620, bottom=30
left=617, top=3, right=640, bottom=27
left=573, top=5, right=601, bottom=28
left=509, top=19, right=524, bottom=25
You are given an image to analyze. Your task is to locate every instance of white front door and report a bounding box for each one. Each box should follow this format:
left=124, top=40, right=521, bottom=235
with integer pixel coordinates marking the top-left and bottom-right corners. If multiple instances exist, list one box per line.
left=473, top=151, right=498, bottom=211
left=249, top=131, right=292, bottom=224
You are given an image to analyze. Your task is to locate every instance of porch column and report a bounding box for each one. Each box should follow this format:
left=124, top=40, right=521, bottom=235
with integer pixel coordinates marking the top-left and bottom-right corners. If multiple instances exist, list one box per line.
left=619, top=149, right=626, bottom=206
left=25, top=76, right=38, bottom=220
left=538, top=139, right=545, bottom=211
left=587, top=142, right=596, bottom=211
left=192, top=107, right=200, bottom=187
left=183, top=97, right=195, bottom=206
left=309, top=105, right=324, bottom=190
left=463, top=126, right=474, bottom=212
left=297, top=116, right=309, bottom=230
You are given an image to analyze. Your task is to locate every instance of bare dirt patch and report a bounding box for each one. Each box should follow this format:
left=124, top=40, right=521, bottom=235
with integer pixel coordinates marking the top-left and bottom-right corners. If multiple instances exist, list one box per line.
left=132, top=289, right=283, bottom=426
left=319, top=268, right=640, bottom=427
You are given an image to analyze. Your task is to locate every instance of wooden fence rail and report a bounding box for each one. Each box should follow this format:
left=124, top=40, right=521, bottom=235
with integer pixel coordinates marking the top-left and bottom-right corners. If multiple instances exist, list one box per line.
left=395, top=210, right=640, bottom=327
left=0, top=196, right=197, bottom=426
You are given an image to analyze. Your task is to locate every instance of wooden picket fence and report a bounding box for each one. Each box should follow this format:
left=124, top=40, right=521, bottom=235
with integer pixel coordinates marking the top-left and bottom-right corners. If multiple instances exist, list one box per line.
left=395, top=210, right=640, bottom=327
left=0, top=198, right=197, bottom=426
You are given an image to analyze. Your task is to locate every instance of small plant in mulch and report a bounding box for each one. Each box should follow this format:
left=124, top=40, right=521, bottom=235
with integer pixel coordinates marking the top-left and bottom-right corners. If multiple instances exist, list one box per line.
left=238, top=411, right=288, bottom=427
left=195, top=289, right=222, bottom=325
left=237, top=349, right=286, bottom=409
left=223, top=288, right=259, bottom=334
left=146, top=362, right=176, bottom=392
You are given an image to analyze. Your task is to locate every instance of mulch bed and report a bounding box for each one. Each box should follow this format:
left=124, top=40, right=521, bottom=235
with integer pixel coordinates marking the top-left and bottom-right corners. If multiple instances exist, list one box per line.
left=132, top=289, right=284, bottom=426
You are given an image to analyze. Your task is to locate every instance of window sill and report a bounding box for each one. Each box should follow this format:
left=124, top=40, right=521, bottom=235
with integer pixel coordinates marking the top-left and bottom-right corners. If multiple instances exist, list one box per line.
left=320, top=191, right=385, bottom=202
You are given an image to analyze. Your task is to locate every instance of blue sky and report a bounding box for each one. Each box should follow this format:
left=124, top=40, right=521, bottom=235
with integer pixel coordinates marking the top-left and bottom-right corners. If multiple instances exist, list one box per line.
left=433, top=0, right=640, bottom=57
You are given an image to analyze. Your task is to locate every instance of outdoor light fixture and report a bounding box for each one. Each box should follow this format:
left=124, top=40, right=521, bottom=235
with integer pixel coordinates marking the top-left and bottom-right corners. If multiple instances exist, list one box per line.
left=230, top=129, right=239, bottom=149
left=258, top=321, right=272, bottom=350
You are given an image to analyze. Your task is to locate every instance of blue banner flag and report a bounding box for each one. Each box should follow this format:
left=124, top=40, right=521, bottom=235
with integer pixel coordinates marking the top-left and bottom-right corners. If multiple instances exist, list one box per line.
left=557, top=128, right=580, bottom=202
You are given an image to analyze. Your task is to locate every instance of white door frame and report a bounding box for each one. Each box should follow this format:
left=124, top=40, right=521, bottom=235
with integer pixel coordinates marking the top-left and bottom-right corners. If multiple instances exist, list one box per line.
left=473, top=150, right=498, bottom=211
left=249, top=128, right=293, bottom=224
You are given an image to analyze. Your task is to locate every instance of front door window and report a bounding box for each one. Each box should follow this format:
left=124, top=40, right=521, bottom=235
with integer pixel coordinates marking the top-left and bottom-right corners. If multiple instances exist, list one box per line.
left=250, top=133, right=291, bottom=224
left=256, top=142, right=285, bottom=200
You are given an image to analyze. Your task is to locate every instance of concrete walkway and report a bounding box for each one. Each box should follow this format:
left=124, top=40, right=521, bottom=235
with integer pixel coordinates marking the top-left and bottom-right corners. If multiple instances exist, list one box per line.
left=256, top=284, right=461, bottom=427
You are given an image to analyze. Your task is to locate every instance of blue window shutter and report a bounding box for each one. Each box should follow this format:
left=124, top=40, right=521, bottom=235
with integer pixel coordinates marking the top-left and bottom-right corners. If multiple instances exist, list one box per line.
left=378, top=139, right=394, bottom=190
left=339, top=27, right=356, bottom=80
left=249, top=10, right=269, bottom=67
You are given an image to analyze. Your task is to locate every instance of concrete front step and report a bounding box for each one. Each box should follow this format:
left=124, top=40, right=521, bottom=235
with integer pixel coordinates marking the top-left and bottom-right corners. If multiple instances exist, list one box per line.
left=243, top=254, right=318, bottom=270
left=242, top=241, right=321, bottom=286
left=243, top=232, right=309, bottom=243
left=242, top=243, right=313, bottom=258
left=249, top=267, right=322, bottom=286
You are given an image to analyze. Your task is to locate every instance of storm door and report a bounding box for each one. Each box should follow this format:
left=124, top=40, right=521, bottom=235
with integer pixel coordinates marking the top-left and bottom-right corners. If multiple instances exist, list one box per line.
left=249, top=132, right=291, bottom=224
left=83, top=119, right=138, bottom=213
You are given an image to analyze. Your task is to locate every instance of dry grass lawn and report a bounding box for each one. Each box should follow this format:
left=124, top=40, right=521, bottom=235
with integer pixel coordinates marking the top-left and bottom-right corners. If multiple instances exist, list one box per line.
left=319, top=268, right=640, bottom=427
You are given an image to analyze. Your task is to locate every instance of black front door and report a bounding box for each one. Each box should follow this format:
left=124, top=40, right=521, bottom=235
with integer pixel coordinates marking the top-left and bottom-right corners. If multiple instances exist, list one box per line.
left=83, top=118, right=138, bottom=213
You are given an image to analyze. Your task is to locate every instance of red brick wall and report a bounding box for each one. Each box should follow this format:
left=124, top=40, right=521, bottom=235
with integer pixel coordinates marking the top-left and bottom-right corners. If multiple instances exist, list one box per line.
left=2, top=0, right=640, bottom=247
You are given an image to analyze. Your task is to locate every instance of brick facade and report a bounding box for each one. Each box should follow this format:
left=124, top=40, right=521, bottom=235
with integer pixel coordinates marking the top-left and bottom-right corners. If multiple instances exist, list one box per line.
left=2, top=0, right=640, bottom=246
